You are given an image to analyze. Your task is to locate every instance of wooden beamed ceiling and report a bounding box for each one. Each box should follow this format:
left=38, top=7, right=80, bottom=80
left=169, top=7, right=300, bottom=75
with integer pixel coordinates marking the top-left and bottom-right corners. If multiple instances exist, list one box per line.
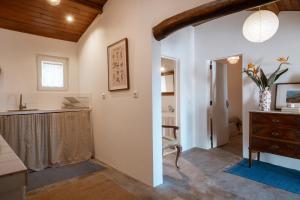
left=0, top=0, right=108, bottom=42
left=152, top=0, right=300, bottom=41
left=250, top=0, right=300, bottom=15
left=152, top=0, right=277, bottom=41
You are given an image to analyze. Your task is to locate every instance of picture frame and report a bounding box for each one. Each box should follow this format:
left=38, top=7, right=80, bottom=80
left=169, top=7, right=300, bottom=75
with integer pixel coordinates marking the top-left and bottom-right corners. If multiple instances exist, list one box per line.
left=107, top=38, right=129, bottom=91
left=275, top=83, right=300, bottom=110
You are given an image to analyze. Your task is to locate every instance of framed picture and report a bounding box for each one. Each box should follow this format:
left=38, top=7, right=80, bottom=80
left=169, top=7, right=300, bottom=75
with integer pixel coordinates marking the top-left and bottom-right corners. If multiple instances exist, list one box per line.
left=107, top=38, right=129, bottom=91
left=275, top=83, right=300, bottom=110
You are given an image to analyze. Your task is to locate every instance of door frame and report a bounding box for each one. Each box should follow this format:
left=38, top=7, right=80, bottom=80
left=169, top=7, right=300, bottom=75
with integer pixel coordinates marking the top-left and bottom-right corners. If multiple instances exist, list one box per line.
left=208, top=54, right=243, bottom=149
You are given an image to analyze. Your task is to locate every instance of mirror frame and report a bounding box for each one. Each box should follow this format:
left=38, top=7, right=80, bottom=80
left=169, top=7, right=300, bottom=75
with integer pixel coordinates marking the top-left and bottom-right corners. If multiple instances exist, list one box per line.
left=161, top=71, right=175, bottom=96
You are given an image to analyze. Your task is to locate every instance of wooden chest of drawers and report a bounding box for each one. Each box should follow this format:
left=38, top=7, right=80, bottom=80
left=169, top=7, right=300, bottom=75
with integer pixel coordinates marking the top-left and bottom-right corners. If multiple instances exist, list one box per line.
left=249, top=111, right=300, bottom=167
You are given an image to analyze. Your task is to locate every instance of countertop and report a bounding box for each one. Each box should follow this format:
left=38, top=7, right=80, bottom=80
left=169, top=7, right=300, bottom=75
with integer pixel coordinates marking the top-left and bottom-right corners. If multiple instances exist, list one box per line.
left=249, top=110, right=300, bottom=115
left=0, top=108, right=91, bottom=116
left=0, top=135, right=27, bottom=177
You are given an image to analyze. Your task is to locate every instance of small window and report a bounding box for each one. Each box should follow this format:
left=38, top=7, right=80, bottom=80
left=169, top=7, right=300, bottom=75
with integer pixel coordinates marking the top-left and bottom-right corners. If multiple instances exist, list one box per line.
left=37, top=55, right=68, bottom=91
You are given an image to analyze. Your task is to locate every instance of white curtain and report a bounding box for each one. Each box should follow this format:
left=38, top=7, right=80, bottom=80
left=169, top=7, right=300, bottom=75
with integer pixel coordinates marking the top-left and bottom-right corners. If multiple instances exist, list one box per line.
left=0, top=111, right=93, bottom=171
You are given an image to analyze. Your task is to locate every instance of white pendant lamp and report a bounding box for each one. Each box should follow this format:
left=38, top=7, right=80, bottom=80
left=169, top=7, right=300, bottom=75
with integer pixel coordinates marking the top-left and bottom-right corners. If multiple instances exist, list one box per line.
left=227, top=56, right=240, bottom=64
left=47, top=0, right=61, bottom=6
left=243, top=10, right=279, bottom=43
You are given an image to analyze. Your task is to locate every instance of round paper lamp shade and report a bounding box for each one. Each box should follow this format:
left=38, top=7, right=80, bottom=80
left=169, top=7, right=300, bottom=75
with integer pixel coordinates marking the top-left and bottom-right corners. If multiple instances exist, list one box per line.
left=243, top=10, right=279, bottom=43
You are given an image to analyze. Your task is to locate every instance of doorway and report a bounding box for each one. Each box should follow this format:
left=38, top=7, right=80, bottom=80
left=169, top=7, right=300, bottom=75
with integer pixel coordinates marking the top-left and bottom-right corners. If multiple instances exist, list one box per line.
left=161, top=57, right=180, bottom=156
left=210, top=55, right=243, bottom=156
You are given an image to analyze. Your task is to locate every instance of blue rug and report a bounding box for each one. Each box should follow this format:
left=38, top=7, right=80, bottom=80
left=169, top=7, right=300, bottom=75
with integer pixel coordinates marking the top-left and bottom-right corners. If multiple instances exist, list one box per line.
left=28, top=160, right=105, bottom=192
left=225, top=159, right=300, bottom=195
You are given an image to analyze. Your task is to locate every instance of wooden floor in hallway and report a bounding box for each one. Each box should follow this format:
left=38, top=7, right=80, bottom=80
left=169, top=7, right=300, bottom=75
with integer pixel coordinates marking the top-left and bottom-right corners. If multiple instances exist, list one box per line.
left=27, top=144, right=300, bottom=200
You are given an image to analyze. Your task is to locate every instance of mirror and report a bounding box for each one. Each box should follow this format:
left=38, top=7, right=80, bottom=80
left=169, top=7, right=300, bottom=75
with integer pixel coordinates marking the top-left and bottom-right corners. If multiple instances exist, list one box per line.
left=161, top=57, right=176, bottom=96
left=161, top=71, right=175, bottom=95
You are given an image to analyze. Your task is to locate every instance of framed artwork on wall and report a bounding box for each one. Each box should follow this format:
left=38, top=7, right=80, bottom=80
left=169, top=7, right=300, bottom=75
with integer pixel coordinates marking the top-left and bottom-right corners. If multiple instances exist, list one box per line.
left=275, top=83, right=300, bottom=110
left=107, top=38, right=129, bottom=91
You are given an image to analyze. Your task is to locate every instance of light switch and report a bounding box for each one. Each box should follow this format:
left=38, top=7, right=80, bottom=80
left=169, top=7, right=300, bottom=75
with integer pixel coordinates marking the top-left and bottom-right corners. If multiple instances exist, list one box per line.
left=101, top=93, right=106, bottom=100
left=133, top=91, right=139, bottom=98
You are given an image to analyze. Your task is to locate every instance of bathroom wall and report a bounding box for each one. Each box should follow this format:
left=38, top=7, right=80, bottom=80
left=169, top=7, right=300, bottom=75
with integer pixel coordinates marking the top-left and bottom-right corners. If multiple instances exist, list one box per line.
left=162, top=96, right=176, bottom=112
left=194, top=11, right=300, bottom=170
left=0, top=28, right=79, bottom=110
left=161, top=58, right=176, bottom=113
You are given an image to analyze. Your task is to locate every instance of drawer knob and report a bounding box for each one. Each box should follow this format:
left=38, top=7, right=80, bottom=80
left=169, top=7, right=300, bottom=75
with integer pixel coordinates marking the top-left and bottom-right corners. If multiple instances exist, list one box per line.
left=272, top=119, right=280, bottom=123
left=270, top=145, right=279, bottom=150
left=271, top=132, right=280, bottom=136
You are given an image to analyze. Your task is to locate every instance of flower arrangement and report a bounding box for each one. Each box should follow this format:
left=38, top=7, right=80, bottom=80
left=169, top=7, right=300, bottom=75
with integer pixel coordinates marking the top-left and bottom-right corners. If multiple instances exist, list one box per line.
left=243, top=57, right=289, bottom=91
left=243, top=57, right=289, bottom=111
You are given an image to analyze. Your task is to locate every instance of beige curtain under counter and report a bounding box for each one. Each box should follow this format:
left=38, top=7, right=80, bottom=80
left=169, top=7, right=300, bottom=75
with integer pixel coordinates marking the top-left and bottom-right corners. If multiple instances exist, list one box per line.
left=50, top=111, right=93, bottom=166
left=0, top=110, right=93, bottom=171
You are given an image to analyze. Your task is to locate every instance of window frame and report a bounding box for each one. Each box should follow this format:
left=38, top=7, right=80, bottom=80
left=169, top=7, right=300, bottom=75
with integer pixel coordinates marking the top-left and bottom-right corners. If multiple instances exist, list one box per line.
left=37, top=55, right=69, bottom=91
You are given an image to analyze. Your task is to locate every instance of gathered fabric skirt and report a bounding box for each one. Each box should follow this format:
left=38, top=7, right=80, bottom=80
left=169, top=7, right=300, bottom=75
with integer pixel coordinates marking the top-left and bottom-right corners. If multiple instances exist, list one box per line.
left=0, top=110, right=93, bottom=171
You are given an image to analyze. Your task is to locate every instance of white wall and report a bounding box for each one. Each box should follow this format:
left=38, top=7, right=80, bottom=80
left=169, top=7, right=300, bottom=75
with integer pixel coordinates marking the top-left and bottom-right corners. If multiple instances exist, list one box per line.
left=0, top=28, right=79, bottom=110
left=194, top=11, right=300, bottom=170
left=78, top=0, right=211, bottom=186
left=161, top=27, right=196, bottom=151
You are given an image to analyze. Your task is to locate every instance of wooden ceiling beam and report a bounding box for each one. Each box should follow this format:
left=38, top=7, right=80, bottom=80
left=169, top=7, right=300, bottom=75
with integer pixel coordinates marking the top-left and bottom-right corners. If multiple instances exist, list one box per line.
left=266, top=3, right=280, bottom=15
left=250, top=2, right=280, bottom=15
left=68, top=0, right=104, bottom=13
left=152, top=0, right=278, bottom=41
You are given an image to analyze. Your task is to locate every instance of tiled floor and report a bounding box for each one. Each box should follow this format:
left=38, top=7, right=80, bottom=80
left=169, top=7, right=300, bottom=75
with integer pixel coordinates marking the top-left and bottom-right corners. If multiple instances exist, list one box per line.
left=107, top=137, right=299, bottom=200
left=220, top=134, right=243, bottom=157
left=28, top=138, right=300, bottom=200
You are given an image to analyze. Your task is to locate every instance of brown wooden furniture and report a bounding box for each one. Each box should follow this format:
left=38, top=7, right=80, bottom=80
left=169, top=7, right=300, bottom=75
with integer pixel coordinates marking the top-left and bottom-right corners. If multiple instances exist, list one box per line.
left=249, top=111, right=300, bottom=167
left=162, top=125, right=182, bottom=168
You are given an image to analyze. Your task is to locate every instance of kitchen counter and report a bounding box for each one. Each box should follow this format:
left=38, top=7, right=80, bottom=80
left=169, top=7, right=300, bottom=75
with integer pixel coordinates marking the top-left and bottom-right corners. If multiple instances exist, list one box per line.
left=0, top=135, right=27, bottom=200
left=0, top=135, right=27, bottom=177
left=0, top=108, right=91, bottom=116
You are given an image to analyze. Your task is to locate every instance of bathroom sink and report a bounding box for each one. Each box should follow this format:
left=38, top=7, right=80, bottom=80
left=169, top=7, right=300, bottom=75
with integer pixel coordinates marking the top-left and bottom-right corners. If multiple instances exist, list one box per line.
left=7, top=109, right=39, bottom=112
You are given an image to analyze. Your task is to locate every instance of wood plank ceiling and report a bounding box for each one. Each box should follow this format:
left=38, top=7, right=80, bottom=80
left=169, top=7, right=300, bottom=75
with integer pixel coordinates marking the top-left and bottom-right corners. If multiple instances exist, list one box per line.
left=0, top=0, right=108, bottom=42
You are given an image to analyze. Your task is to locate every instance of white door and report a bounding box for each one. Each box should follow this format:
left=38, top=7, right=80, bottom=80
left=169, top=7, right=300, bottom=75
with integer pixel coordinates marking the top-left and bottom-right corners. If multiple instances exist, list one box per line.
left=210, top=61, right=229, bottom=147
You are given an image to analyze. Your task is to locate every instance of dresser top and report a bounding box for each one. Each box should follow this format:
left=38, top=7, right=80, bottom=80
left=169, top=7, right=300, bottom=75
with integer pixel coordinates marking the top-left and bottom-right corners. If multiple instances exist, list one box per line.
left=0, top=135, right=27, bottom=177
left=250, top=110, right=300, bottom=115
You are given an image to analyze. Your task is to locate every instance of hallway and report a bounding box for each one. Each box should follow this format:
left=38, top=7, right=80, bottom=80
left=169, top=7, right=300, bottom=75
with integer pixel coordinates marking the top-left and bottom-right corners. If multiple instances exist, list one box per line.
left=219, top=135, right=243, bottom=157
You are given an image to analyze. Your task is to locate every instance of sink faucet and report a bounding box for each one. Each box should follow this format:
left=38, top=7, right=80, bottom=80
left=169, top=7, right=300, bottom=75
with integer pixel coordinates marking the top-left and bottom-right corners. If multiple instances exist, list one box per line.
left=19, top=94, right=27, bottom=110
